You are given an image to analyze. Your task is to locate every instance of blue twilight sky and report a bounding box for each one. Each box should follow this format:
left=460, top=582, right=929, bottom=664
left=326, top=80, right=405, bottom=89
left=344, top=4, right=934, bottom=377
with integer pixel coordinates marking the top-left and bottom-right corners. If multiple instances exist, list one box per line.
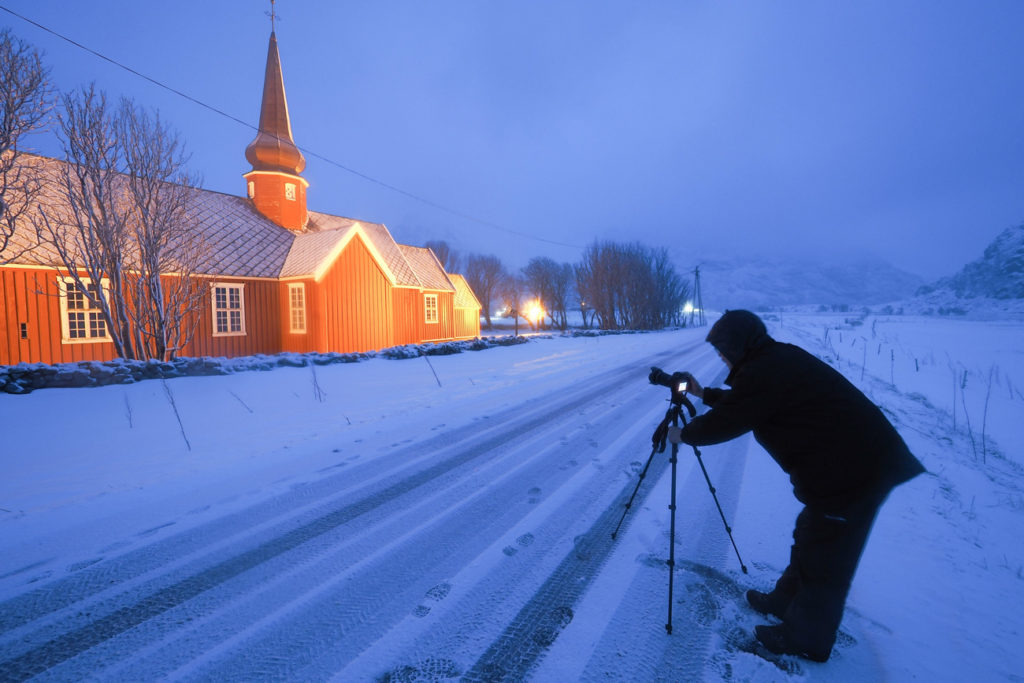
left=2, top=1, right=1023, bottom=279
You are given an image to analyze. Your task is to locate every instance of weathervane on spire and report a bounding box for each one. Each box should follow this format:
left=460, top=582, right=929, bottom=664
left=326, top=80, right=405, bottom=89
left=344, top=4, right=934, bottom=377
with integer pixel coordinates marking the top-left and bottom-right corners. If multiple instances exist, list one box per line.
left=266, top=0, right=279, bottom=32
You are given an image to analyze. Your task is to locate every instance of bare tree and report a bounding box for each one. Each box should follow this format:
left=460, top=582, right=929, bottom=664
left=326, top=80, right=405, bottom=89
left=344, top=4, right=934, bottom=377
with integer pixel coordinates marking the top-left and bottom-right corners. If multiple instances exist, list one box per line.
left=501, top=271, right=532, bottom=329
left=0, top=28, right=51, bottom=262
left=118, top=99, right=207, bottom=360
left=37, top=85, right=137, bottom=358
left=522, top=256, right=573, bottom=330
left=575, top=240, right=688, bottom=330
left=465, top=253, right=506, bottom=328
left=576, top=241, right=619, bottom=329
left=36, top=87, right=205, bottom=361
left=651, top=246, right=689, bottom=327
left=424, top=239, right=461, bottom=273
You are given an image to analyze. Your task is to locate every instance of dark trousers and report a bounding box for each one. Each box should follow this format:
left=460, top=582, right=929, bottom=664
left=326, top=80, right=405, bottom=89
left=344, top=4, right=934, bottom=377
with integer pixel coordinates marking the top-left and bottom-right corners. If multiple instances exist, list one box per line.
left=771, top=486, right=891, bottom=653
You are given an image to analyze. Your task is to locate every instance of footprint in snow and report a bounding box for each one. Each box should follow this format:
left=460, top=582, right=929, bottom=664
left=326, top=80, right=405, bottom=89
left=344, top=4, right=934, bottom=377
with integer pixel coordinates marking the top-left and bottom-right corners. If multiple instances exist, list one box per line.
left=380, top=657, right=461, bottom=682
left=527, top=486, right=541, bottom=504
left=573, top=534, right=593, bottom=561
left=412, top=582, right=453, bottom=617
left=531, top=606, right=574, bottom=647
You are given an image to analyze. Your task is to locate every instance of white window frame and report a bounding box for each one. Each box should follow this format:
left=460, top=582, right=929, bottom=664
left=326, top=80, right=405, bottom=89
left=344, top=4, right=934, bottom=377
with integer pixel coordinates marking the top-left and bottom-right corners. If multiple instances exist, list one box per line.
left=212, top=282, right=246, bottom=337
left=288, top=283, right=307, bottom=334
left=58, top=276, right=112, bottom=344
left=284, top=182, right=297, bottom=201
left=424, top=293, right=439, bottom=324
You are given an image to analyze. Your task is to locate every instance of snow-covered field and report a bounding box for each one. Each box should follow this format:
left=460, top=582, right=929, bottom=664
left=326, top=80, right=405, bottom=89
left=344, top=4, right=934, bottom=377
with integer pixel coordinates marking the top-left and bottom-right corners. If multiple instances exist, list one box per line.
left=1, top=313, right=1022, bottom=681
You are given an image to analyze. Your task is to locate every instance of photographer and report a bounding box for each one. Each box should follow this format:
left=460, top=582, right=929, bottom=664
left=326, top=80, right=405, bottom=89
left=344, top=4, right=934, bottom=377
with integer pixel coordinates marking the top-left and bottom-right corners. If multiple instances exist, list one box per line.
left=667, top=310, right=924, bottom=662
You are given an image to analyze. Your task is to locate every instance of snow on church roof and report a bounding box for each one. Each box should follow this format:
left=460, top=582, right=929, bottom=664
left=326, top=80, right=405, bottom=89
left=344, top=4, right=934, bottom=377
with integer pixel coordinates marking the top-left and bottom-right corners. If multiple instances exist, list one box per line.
left=5, top=155, right=468, bottom=296
left=449, top=273, right=482, bottom=309
left=398, top=244, right=456, bottom=292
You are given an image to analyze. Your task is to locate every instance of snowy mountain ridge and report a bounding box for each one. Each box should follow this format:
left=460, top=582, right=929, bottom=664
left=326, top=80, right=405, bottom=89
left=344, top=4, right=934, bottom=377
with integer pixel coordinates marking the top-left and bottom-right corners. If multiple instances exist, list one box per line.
left=917, top=223, right=1024, bottom=300
left=693, top=256, right=924, bottom=311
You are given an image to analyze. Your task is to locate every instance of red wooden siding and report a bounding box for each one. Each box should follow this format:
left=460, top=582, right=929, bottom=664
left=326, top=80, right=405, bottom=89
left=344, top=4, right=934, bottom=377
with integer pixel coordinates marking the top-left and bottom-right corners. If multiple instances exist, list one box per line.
left=391, top=289, right=457, bottom=344
left=1, top=267, right=116, bottom=365
left=279, top=280, right=317, bottom=354
left=453, top=308, right=481, bottom=339
left=3, top=238, right=481, bottom=365
left=315, top=234, right=393, bottom=353
left=180, top=278, right=283, bottom=358
left=421, top=291, right=455, bottom=342
left=391, top=287, right=421, bottom=347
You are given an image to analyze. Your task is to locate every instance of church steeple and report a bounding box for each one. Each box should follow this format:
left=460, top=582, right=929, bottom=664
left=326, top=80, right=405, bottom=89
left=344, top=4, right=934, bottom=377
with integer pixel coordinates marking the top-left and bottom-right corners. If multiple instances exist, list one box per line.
left=244, top=27, right=308, bottom=231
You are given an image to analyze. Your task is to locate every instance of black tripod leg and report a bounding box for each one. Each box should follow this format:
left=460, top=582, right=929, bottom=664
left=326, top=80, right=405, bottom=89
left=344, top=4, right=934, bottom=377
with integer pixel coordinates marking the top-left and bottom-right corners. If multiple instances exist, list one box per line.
left=666, top=439, right=679, bottom=635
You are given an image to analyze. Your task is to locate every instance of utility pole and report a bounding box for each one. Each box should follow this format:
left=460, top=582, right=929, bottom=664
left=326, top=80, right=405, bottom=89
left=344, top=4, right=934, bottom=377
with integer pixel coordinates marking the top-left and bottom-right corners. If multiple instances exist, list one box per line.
left=691, top=266, right=706, bottom=327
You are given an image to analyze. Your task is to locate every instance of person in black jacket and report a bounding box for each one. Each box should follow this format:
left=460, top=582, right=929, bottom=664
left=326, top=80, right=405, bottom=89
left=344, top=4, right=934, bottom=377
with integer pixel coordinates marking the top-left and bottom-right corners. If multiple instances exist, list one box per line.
left=667, top=309, right=924, bottom=662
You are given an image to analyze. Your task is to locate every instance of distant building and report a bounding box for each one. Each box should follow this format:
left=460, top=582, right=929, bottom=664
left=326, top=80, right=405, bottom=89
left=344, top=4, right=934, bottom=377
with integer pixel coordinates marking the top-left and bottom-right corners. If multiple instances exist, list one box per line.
left=0, top=30, right=481, bottom=366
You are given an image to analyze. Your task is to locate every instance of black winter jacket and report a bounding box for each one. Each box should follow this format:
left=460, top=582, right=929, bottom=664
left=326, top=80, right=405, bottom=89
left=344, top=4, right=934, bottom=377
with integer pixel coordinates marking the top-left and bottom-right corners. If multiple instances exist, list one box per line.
left=680, top=340, right=925, bottom=508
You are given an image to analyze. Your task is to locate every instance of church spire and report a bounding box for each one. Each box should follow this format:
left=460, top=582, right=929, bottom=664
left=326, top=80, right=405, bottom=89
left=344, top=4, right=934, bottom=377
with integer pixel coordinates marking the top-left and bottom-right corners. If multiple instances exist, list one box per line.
left=244, top=31, right=305, bottom=175
left=244, top=19, right=308, bottom=231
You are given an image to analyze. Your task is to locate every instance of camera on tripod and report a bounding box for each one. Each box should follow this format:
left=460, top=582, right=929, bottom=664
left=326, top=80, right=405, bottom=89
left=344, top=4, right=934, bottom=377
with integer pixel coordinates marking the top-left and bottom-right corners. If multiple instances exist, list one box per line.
left=649, top=367, right=688, bottom=396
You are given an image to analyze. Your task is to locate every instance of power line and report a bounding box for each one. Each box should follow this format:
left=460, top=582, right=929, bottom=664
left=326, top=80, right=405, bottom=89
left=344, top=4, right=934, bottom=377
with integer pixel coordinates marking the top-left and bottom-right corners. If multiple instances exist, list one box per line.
left=0, top=4, right=585, bottom=251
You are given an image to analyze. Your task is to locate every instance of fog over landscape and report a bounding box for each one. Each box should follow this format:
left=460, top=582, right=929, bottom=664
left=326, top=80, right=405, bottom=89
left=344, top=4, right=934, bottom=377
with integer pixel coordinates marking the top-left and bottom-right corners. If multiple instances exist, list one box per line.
left=1, top=1, right=1022, bottom=283
left=2, top=3, right=1024, bottom=680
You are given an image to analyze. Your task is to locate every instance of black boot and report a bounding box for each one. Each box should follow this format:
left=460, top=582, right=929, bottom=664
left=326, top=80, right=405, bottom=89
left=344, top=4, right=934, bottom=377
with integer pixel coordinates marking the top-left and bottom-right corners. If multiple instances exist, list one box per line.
left=745, top=589, right=790, bottom=620
left=754, top=624, right=832, bottom=663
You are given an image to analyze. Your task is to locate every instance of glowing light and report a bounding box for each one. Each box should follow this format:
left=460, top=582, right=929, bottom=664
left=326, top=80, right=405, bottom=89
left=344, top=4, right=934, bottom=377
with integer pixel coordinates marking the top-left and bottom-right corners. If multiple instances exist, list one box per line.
left=682, top=301, right=694, bottom=315
left=525, top=300, right=545, bottom=324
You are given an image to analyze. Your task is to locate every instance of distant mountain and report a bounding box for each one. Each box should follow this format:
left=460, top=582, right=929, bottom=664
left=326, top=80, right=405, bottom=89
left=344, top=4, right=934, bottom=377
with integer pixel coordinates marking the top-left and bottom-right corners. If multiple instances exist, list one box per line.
left=695, top=256, right=924, bottom=311
left=917, top=223, right=1024, bottom=300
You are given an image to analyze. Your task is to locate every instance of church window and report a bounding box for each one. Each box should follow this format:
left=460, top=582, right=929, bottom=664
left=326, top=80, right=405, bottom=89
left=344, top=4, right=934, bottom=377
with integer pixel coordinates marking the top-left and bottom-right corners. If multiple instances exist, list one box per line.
left=284, top=182, right=296, bottom=201
left=58, top=277, right=111, bottom=343
left=289, top=283, right=306, bottom=333
left=212, top=283, right=246, bottom=336
left=425, top=294, right=439, bottom=323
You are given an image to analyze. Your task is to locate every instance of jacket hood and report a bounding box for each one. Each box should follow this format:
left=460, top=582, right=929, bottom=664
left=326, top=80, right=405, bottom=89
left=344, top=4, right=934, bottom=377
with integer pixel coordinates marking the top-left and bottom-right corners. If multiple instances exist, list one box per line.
left=706, top=310, right=773, bottom=366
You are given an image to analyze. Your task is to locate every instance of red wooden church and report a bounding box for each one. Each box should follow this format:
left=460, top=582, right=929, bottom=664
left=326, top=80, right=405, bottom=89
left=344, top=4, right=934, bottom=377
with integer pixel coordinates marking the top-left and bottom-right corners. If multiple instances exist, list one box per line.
left=0, top=31, right=481, bottom=366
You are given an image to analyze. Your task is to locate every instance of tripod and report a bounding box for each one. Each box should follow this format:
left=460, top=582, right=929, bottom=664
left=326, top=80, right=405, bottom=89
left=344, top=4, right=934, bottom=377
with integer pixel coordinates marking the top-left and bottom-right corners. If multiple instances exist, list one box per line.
left=611, top=393, right=747, bottom=635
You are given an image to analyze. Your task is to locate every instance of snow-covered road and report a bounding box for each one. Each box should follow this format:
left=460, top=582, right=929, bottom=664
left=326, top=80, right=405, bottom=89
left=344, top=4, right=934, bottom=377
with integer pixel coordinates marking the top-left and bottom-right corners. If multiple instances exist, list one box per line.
left=2, top=334, right=763, bottom=681
left=4, top=318, right=1022, bottom=682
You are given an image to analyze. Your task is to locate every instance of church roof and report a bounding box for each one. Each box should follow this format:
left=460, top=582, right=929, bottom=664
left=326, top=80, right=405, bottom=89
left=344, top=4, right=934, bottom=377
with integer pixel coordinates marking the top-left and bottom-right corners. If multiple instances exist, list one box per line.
left=3, top=155, right=469, bottom=297
left=449, top=273, right=482, bottom=309
left=398, top=244, right=456, bottom=292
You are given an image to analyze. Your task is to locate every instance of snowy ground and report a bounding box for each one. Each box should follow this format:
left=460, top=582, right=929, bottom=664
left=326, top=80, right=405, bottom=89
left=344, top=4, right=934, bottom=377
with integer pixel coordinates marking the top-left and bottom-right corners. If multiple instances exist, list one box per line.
left=1, top=313, right=1022, bottom=681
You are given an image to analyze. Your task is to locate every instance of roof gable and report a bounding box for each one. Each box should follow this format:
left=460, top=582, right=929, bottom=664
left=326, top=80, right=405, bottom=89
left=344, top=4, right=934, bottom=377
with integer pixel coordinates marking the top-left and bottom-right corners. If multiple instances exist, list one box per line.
left=398, top=244, right=455, bottom=292
left=449, top=273, right=482, bottom=309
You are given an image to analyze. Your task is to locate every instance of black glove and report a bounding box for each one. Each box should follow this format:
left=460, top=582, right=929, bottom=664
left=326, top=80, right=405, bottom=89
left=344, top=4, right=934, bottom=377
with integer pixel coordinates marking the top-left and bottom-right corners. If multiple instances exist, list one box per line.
left=652, top=420, right=668, bottom=452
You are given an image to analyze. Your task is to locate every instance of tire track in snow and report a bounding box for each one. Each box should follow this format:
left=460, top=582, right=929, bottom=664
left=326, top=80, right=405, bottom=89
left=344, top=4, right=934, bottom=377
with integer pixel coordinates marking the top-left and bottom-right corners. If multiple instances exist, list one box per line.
left=142, top=350, right=698, bottom=680
left=460, top=445, right=670, bottom=682
left=464, top=363, right=740, bottom=682
left=107, top=391, right=632, bottom=681
left=0, top=345, right=696, bottom=681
